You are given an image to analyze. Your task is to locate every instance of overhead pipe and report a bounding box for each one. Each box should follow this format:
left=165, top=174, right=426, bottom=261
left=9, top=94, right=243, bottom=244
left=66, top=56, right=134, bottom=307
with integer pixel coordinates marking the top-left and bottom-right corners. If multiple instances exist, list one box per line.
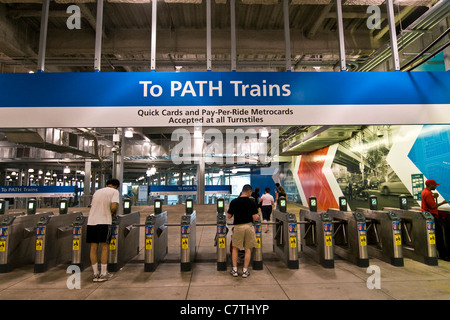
left=407, top=40, right=450, bottom=71
left=401, top=27, right=450, bottom=71
left=357, top=0, right=450, bottom=71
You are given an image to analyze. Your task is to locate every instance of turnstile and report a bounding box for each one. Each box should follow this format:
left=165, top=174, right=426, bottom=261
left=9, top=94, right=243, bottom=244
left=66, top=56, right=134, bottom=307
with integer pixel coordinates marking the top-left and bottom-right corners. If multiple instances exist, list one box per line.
left=328, top=208, right=369, bottom=267
left=144, top=211, right=168, bottom=272
left=299, top=208, right=334, bottom=268
left=356, top=208, right=403, bottom=266
left=34, top=211, right=83, bottom=273
left=252, top=217, right=263, bottom=270
left=71, top=215, right=91, bottom=271
left=385, top=207, right=438, bottom=266
left=216, top=212, right=228, bottom=271
left=272, top=209, right=299, bottom=269
left=0, top=211, right=54, bottom=273
left=180, top=210, right=197, bottom=272
left=108, top=211, right=140, bottom=272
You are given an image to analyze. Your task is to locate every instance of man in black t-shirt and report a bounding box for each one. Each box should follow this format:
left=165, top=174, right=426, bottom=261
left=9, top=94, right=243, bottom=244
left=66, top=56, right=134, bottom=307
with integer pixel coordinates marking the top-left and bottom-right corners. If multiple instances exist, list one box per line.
left=227, top=184, right=259, bottom=278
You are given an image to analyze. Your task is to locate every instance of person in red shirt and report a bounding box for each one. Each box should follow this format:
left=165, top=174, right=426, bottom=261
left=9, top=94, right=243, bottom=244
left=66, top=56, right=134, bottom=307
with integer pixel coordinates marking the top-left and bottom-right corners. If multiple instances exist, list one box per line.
left=421, top=179, right=450, bottom=261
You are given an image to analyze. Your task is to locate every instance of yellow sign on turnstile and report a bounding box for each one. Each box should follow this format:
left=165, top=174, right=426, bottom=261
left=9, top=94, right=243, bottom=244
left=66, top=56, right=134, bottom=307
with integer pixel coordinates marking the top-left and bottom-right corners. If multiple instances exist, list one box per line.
left=429, top=233, right=436, bottom=245
left=73, top=239, right=80, bottom=251
left=255, top=237, right=261, bottom=249
left=182, top=238, right=189, bottom=249
left=325, top=235, right=332, bottom=247
left=395, top=234, right=402, bottom=245
left=146, top=238, right=153, bottom=250
left=218, top=238, right=226, bottom=249
left=0, top=240, right=5, bottom=252
left=290, top=236, right=297, bottom=248
left=109, top=239, right=116, bottom=250
left=360, top=235, right=367, bottom=246
left=36, top=239, right=43, bottom=251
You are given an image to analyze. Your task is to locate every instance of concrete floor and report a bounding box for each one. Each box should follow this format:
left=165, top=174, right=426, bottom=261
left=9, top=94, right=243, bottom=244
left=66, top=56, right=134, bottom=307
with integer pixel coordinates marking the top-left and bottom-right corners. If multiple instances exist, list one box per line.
left=1, top=203, right=450, bottom=301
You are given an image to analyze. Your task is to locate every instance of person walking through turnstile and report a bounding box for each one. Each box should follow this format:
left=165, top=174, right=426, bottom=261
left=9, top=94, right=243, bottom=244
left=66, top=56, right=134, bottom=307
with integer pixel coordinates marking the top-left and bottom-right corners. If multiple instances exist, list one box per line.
left=259, top=188, right=275, bottom=233
left=86, top=179, right=120, bottom=281
left=421, top=179, right=450, bottom=261
left=227, top=184, right=260, bottom=278
left=275, top=183, right=286, bottom=208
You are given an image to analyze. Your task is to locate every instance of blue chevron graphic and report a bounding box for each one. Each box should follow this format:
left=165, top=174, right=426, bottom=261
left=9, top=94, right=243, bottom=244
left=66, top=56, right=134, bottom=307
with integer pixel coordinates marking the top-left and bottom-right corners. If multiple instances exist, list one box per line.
left=408, top=125, right=450, bottom=201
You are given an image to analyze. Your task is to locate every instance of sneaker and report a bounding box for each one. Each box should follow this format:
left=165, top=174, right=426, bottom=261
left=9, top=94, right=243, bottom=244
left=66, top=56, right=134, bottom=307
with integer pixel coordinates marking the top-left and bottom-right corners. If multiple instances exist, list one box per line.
left=230, top=269, right=239, bottom=277
left=93, top=274, right=100, bottom=282
left=97, top=272, right=113, bottom=282
left=242, top=269, right=250, bottom=278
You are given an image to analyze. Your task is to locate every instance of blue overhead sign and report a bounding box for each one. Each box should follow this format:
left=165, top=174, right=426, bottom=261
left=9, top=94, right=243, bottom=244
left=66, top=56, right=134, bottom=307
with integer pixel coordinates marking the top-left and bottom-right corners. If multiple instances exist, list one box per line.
left=0, top=186, right=75, bottom=198
left=149, top=185, right=231, bottom=195
left=0, top=71, right=449, bottom=127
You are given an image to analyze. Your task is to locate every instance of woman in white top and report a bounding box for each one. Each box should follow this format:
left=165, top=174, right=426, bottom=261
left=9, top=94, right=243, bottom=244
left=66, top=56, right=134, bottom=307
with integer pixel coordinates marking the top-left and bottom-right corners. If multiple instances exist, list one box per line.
left=259, top=188, right=275, bottom=233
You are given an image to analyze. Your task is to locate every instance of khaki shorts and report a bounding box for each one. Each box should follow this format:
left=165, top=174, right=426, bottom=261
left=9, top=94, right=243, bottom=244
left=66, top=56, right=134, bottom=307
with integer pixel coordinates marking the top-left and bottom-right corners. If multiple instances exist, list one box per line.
left=231, top=223, right=257, bottom=250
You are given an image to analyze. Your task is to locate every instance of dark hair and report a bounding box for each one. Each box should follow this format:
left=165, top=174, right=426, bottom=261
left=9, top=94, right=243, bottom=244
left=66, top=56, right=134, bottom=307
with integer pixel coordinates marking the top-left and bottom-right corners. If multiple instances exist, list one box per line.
left=254, top=187, right=260, bottom=193
left=106, top=179, right=120, bottom=188
left=265, top=188, right=270, bottom=193
left=242, top=184, right=252, bottom=192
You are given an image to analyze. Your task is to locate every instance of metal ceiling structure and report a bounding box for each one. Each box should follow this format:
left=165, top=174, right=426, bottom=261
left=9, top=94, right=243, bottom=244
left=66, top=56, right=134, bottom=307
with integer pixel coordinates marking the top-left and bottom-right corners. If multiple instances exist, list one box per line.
left=0, top=0, right=448, bottom=73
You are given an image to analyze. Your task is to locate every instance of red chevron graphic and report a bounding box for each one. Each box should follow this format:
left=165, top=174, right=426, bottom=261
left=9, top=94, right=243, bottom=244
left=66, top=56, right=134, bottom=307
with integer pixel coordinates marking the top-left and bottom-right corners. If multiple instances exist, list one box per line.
left=297, top=147, right=338, bottom=211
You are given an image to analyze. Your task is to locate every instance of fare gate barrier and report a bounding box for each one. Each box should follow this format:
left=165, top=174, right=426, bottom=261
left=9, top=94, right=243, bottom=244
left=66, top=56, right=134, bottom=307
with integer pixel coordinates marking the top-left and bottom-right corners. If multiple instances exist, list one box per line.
left=144, top=211, right=168, bottom=272
left=216, top=212, right=228, bottom=271
left=180, top=209, right=197, bottom=272
left=0, top=211, right=54, bottom=273
left=71, top=215, right=91, bottom=271
left=327, top=208, right=370, bottom=267
left=107, top=211, right=140, bottom=272
left=299, top=208, right=334, bottom=268
left=121, top=200, right=168, bottom=272
left=252, top=218, right=263, bottom=270
left=356, top=208, right=403, bottom=267
left=34, top=211, right=83, bottom=273
left=272, top=209, right=299, bottom=269
left=384, top=207, right=438, bottom=266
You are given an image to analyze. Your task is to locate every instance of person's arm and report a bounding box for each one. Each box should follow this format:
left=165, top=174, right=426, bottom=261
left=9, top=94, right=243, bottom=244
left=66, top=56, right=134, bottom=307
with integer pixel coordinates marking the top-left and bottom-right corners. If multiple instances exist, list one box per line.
left=431, top=194, right=450, bottom=208
left=251, top=200, right=259, bottom=221
left=227, top=201, right=234, bottom=220
left=111, top=202, right=118, bottom=218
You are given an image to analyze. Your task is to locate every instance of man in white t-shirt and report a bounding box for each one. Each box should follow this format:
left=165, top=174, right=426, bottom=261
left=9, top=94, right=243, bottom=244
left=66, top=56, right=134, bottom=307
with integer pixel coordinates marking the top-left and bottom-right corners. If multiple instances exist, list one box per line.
left=87, top=178, right=120, bottom=282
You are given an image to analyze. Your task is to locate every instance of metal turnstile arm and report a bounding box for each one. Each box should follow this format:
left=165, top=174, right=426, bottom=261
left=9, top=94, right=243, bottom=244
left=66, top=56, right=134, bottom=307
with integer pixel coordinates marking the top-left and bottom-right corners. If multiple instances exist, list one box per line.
left=23, top=227, right=37, bottom=238
left=401, top=221, right=413, bottom=243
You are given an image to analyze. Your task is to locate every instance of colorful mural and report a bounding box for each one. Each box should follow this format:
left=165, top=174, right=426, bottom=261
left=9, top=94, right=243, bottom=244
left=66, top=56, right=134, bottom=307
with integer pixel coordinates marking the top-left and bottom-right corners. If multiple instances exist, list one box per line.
left=288, top=125, right=450, bottom=211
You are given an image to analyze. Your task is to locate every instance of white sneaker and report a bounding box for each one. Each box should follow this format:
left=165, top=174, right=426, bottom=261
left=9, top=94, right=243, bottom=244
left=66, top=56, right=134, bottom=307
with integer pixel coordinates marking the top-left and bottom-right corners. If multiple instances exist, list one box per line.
left=230, top=269, right=238, bottom=277
left=93, top=274, right=100, bottom=282
left=242, top=269, right=250, bottom=278
left=97, top=272, right=113, bottom=282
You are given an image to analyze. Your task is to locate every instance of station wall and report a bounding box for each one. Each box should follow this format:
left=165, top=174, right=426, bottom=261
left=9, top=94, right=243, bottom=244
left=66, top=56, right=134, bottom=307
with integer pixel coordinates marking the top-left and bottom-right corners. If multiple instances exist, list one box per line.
left=252, top=125, right=450, bottom=212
